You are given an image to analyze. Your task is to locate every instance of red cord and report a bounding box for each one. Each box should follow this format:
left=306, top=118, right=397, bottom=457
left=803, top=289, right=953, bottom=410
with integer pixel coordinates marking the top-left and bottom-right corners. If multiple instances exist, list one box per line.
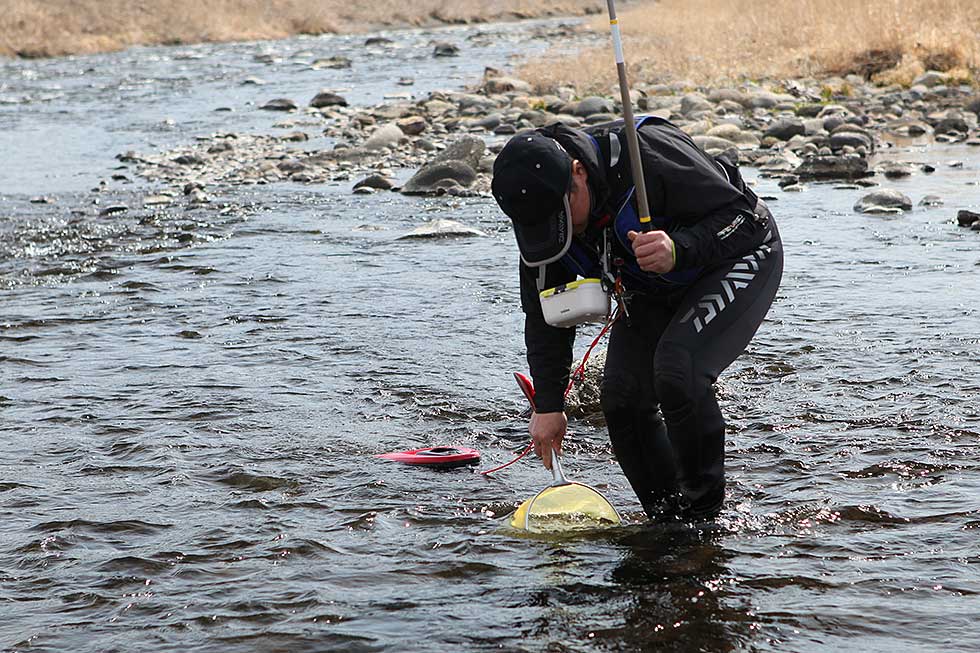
left=479, top=442, right=533, bottom=475
left=481, top=309, right=619, bottom=476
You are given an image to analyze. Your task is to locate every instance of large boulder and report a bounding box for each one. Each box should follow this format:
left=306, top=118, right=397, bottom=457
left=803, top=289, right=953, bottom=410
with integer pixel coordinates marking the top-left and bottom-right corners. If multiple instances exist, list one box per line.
left=431, top=135, right=485, bottom=169
left=400, top=161, right=477, bottom=195
left=854, top=190, right=913, bottom=214
left=794, top=155, right=870, bottom=180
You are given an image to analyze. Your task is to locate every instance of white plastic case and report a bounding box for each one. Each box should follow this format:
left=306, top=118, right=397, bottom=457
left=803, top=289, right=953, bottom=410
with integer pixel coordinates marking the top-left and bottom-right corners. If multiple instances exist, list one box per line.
left=539, top=278, right=610, bottom=328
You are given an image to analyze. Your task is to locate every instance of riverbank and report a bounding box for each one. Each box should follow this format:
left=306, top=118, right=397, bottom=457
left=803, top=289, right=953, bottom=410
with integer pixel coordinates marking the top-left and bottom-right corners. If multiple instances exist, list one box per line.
left=520, top=0, right=980, bottom=91
left=122, top=60, right=980, bottom=228
left=0, top=0, right=601, bottom=58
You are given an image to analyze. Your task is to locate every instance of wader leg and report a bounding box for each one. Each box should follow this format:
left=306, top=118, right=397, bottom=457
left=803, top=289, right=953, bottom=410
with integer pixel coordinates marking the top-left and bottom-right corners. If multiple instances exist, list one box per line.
left=602, top=301, right=678, bottom=518
left=656, top=233, right=783, bottom=519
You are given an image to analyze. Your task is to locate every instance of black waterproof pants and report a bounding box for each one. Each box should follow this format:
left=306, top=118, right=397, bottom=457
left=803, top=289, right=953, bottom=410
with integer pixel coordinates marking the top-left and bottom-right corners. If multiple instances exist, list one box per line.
left=601, top=226, right=783, bottom=520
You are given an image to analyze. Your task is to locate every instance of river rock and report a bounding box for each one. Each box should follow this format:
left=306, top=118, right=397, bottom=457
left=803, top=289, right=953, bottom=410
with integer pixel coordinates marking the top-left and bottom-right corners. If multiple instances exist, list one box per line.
left=886, top=119, right=933, bottom=137
left=143, top=194, right=173, bottom=206
left=573, top=96, right=615, bottom=117
left=207, top=141, right=233, bottom=154
left=423, top=99, right=455, bottom=117
left=353, top=174, right=394, bottom=191
left=472, top=114, right=503, bottom=130
left=564, top=348, right=606, bottom=416
left=703, top=124, right=737, bottom=139
left=803, top=118, right=826, bottom=136
left=310, top=91, right=348, bottom=108
left=277, top=159, right=307, bottom=174
left=707, top=88, right=747, bottom=105
left=912, top=70, right=947, bottom=88
left=396, top=116, right=428, bottom=136
left=882, top=162, right=914, bottom=179
left=433, top=42, right=459, bottom=57
left=188, top=190, right=210, bottom=204
left=365, top=36, right=394, bottom=46
left=830, top=130, right=873, bottom=151
left=432, top=134, right=486, bottom=169
left=401, top=161, right=477, bottom=195
left=823, top=115, right=846, bottom=133
left=261, top=98, right=297, bottom=111
left=854, top=190, right=912, bottom=214
left=311, top=56, right=351, bottom=70
left=680, top=94, right=713, bottom=116
left=957, top=210, right=980, bottom=227
left=174, top=154, right=204, bottom=165
left=759, top=153, right=802, bottom=174
left=765, top=117, right=806, bottom=141
left=397, top=219, right=486, bottom=239
left=919, top=195, right=944, bottom=207
left=693, top=135, right=737, bottom=152
left=484, top=77, right=532, bottom=94
left=99, top=205, right=128, bottom=216
left=935, top=115, right=971, bottom=135
left=967, top=96, right=980, bottom=117
left=745, top=91, right=793, bottom=109
left=794, top=155, right=869, bottom=180
left=363, top=123, right=405, bottom=151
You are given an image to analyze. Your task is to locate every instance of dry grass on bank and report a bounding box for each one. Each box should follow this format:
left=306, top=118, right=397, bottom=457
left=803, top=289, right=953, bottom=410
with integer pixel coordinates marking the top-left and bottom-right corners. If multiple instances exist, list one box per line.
left=0, top=0, right=600, bottom=58
left=519, top=0, right=980, bottom=92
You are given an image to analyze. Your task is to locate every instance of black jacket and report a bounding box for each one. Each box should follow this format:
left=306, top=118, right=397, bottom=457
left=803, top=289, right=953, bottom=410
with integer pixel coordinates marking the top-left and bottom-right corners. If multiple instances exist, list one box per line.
left=519, top=118, right=772, bottom=412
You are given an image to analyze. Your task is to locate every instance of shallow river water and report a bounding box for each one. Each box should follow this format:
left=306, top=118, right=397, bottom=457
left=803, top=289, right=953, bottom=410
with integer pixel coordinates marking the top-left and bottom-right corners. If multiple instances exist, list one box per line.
left=2, top=18, right=980, bottom=653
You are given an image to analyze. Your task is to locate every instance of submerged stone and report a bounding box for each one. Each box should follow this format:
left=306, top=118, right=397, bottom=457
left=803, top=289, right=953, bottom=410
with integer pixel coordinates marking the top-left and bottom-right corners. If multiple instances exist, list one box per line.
left=397, top=219, right=486, bottom=239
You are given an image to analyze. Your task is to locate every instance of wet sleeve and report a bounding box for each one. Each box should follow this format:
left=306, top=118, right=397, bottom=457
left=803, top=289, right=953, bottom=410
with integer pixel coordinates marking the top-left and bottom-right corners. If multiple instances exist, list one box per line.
left=519, top=261, right=576, bottom=413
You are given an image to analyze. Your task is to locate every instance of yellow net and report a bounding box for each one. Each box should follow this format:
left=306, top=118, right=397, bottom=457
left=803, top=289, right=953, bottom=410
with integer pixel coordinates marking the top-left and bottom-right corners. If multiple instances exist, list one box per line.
left=511, top=483, right=621, bottom=533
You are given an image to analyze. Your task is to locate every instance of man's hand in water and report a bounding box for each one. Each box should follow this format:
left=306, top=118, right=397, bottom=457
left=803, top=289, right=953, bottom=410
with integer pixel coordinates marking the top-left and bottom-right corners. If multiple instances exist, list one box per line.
left=530, top=411, right=566, bottom=470
left=628, top=230, right=675, bottom=273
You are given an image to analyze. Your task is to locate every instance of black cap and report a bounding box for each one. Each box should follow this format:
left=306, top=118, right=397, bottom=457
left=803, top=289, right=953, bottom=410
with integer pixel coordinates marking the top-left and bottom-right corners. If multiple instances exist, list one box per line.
left=491, top=131, right=573, bottom=267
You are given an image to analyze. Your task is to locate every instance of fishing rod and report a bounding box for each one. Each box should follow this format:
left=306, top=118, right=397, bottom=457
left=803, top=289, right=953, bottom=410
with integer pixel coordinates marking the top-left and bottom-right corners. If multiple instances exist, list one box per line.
left=605, top=0, right=652, bottom=233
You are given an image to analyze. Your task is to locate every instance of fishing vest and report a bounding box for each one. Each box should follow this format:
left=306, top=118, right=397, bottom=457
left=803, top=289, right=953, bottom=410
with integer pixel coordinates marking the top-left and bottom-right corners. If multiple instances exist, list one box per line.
left=557, top=115, right=703, bottom=293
